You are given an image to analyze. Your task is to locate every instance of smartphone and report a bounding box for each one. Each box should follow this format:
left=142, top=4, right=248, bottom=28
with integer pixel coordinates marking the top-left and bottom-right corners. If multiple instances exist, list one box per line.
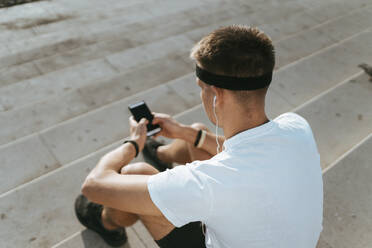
left=128, top=101, right=161, bottom=137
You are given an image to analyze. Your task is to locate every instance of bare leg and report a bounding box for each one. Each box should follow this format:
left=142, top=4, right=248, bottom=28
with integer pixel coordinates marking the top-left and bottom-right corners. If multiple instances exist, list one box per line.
left=100, top=162, right=158, bottom=229
left=157, top=139, right=191, bottom=164
left=157, top=122, right=213, bottom=164
left=100, top=162, right=175, bottom=240
left=138, top=213, right=175, bottom=240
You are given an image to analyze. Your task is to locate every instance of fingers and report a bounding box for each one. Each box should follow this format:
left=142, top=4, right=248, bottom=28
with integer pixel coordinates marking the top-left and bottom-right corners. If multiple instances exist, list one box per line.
left=129, top=116, right=148, bottom=126
left=139, top=118, right=148, bottom=124
left=152, top=115, right=162, bottom=125
left=152, top=112, right=170, bottom=125
left=152, top=118, right=160, bottom=125
left=152, top=112, right=160, bottom=123
left=129, top=116, right=137, bottom=126
left=152, top=112, right=170, bottom=119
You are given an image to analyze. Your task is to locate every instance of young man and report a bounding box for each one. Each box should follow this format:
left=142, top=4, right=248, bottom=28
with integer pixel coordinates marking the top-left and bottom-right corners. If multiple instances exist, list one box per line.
left=75, top=26, right=323, bottom=248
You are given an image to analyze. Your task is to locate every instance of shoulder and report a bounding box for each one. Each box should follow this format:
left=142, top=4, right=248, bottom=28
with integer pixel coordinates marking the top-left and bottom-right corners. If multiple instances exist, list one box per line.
left=273, top=112, right=312, bottom=133
left=273, top=112, right=319, bottom=152
left=274, top=112, right=309, bottom=126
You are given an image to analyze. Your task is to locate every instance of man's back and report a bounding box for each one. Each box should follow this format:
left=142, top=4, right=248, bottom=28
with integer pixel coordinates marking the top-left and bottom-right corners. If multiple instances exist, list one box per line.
left=148, top=112, right=323, bottom=248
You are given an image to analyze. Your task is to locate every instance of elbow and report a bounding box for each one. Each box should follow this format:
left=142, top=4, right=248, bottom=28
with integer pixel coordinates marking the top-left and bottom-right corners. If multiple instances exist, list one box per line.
left=81, top=176, right=98, bottom=200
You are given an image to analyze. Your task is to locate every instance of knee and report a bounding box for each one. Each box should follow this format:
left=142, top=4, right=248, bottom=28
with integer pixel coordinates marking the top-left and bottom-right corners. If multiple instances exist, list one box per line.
left=191, top=122, right=210, bottom=132
left=120, top=162, right=159, bottom=175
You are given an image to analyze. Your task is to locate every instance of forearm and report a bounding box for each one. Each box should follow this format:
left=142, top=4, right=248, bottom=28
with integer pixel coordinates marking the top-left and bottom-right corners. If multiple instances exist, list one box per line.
left=177, top=124, right=225, bottom=155
left=81, top=144, right=161, bottom=216
left=88, top=143, right=136, bottom=179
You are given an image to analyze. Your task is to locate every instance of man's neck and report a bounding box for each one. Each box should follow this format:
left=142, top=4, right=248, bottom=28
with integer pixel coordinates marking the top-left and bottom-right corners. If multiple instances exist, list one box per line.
left=222, top=111, right=269, bottom=140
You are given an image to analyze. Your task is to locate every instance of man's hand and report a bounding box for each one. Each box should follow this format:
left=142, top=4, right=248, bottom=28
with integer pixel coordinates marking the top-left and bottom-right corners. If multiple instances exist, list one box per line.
left=129, top=116, right=148, bottom=151
left=152, top=112, right=183, bottom=139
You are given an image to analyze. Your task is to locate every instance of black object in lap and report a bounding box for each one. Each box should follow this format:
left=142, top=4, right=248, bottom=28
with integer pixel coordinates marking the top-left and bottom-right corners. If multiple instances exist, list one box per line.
left=155, top=221, right=206, bottom=248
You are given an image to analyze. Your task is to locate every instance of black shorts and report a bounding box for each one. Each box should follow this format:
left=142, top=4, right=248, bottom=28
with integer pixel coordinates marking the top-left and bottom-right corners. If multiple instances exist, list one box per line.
left=155, top=221, right=206, bottom=248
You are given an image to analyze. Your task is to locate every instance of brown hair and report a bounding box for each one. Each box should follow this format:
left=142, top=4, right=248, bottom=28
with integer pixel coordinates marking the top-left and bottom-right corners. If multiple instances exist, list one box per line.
left=190, top=25, right=275, bottom=78
left=190, top=25, right=275, bottom=103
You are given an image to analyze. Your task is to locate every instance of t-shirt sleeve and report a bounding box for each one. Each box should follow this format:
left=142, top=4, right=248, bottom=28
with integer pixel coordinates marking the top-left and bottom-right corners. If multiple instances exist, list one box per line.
left=147, top=162, right=213, bottom=227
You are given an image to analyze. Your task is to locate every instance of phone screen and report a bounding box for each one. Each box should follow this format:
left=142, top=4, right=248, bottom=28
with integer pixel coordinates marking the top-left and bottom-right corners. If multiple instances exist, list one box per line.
left=128, top=101, right=161, bottom=136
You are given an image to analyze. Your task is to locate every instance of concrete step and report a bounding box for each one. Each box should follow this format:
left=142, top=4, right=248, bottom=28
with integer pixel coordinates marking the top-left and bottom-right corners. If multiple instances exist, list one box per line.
left=53, top=221, right=157, bottom=248
left=270, top=29, right=372, bottom=108
left=0, top=134, right=61, bottom=195
left=0, top=34, right=195, bottom=113
left=0, top=60, right=200, bottom=192
left=0, top=62, right=200, bottom=194
left=184, top=3, right=371, bottom=44
left=0, top=0, right=151, bottom=43
left=0, top=140, right=153, bottom=248
left=0, top=61, right=42, bottom=89
left=3, top=0, right=369, bottom=103
left=0, top=2, right=323, bottom=141
left=31, top=2, right=255, bottom=75
left=0, top=1, right=55, bottom=43
left=2, top=1, right=371, bottom=145
left=1, top=0, right=370, bottom=73
left=0, top=56, right=195, bottom=193
left=0, top=0, right=143, bottom=21
left=0, top=2, right=256, bottom=88
left=0, top=58, right=118, bottom=112
left=31, top=0, right=220, bottom=39
left=0, top=0, right=294, bottom=43
left=317, top=134, right=372, bottom=248
left=51, top=226, right=145, bottom=248
left=4, top=0, right=368, bottom=75
left=30, top=0, right=155, bottom=36
left=294, top=72, right=372, bottom=169
left=274, top=7, right=372, bottom=68
left=182, top=1, right=316, bottom=43
left=299, top=0, right=370, bottom=23
left=0, top=0, right=212, bottom=69
left=0, top=52, right=192, bottom=145
left=0, top=0, right=300, bottom=87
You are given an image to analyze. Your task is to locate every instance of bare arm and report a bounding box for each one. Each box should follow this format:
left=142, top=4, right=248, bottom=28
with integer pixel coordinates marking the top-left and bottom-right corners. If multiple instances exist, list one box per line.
left=152, top=112, right=225, bottom=156
left=177, top=124, right=225, bottom=156
left=81, top=118, right=163, bottom=216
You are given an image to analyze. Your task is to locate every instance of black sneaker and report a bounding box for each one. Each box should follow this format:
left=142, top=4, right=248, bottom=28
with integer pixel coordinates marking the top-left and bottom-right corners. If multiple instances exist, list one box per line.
left=74, top=194, right=127, bottom=247
left=142, top=138, right=173, bottom=172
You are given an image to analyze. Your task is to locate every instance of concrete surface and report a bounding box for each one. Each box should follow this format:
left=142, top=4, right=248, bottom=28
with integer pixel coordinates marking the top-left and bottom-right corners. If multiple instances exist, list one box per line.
left=296, top=73, right=372, bottom=169
left=317, top=134, right=372, bottom=248
left=0, top=53, right=192, bottom=145
left=1, top=0, right=372, bottom=247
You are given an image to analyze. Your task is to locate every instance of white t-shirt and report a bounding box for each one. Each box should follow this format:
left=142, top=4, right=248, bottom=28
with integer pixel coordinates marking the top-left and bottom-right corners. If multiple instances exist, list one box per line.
left=147, top=112, right=323, bottom=248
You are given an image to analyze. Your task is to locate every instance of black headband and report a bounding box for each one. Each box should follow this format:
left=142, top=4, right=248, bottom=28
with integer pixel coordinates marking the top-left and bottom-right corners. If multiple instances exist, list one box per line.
left=195, top=65, right=272, bottom=91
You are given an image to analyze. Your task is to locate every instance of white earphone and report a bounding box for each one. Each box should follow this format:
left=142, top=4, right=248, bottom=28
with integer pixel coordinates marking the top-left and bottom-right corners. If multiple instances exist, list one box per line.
left=201, top=95, right=219, bottom=237
left=212, top=95, right=220, bottom=154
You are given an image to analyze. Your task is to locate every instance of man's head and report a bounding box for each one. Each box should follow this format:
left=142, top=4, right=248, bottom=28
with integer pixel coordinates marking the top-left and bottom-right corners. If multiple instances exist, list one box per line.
left=190, top=25, right=275, bottom=127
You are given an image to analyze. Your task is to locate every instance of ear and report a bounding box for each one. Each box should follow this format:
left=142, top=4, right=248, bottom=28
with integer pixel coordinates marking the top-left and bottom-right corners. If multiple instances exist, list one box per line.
left=211, top=86, right=224, bottom=104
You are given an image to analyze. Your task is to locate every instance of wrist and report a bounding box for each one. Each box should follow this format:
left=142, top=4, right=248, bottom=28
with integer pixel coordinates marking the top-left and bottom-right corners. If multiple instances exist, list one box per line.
left=129, top=135, right=145, bottom=152
left=123, top=140, right=139, bottom=157
left=179, top=124, right=199, bottom=144
left=176, top=123, right=189, bottom=140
